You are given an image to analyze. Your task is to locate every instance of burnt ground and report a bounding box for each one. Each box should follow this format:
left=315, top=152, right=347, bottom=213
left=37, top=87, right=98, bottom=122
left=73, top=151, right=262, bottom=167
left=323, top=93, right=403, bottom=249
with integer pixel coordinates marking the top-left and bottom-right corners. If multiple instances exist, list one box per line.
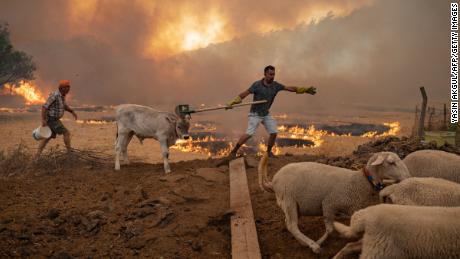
left=0, top=159, right=231, bottom=258
left=0, top=137, right=458, bottom=258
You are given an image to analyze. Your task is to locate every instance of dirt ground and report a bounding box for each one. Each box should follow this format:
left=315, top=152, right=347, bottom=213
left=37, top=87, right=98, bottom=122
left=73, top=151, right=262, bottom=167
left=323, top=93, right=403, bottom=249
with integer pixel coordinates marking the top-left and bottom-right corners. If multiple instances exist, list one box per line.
left=0, top=149, right=365, bottom=259
left=0, top=158, right=231, bottom=258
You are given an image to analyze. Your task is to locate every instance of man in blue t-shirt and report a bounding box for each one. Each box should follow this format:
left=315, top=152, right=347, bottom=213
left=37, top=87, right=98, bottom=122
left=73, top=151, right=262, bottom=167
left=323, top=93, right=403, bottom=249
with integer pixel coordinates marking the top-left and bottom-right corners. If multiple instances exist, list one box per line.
left=226, top=65, right=316, bottom=158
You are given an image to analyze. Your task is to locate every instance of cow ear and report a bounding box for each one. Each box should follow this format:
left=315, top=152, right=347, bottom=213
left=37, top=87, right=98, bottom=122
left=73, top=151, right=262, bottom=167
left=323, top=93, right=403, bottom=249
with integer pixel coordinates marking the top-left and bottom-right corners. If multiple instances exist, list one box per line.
left=175, top=105, right=185, bottom=119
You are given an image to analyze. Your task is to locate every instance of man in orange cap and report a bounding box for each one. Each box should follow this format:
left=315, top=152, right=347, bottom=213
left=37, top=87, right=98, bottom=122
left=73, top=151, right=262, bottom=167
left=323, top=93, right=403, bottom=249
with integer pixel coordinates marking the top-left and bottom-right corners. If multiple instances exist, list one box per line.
left=36, top=80, right=78, bottom=155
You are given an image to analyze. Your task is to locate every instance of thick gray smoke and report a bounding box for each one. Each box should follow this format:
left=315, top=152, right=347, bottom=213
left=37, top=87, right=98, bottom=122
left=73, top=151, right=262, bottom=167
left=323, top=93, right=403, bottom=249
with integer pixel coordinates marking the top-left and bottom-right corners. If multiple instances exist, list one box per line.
left=0, top=0, right=450, bottom=114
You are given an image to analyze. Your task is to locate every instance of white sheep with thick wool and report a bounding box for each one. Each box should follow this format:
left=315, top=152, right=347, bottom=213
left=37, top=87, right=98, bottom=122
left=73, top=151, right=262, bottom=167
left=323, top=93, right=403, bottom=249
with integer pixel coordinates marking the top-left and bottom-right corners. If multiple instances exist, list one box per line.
left=258, top=151, right=411, bottom=253
left=403, top=150, right=460, bottom=183
left=380, top=177, right=460, bottom=206
left=333, top=204, right=460, bottom=259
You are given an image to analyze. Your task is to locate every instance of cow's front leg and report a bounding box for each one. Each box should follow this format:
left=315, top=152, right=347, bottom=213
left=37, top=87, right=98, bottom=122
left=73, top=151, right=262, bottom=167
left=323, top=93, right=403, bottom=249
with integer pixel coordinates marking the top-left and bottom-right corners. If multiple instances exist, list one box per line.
left=159, top=139, right=171, bottom=173
left=115, top=129, right=129, bottom=171
left=122, top=132, right=134, bottom=165
left=115, top=137, right=122, bottom=171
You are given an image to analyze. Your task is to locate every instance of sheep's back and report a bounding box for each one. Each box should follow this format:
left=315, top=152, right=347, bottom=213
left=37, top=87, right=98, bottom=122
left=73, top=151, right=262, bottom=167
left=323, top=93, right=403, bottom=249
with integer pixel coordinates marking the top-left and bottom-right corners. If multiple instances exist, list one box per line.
left=403, top=150, right=460, bottom=183
left=384, top=177, right=460, bottom=206
left=361, top=205, right=460, bottom=258
left=272, top=162, right=355, bottom=215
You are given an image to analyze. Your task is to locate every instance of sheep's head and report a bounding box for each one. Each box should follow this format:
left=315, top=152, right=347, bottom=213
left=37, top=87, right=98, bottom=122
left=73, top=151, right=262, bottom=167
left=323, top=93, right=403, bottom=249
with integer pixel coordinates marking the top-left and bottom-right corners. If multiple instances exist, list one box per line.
left=366, top=152, right=411, bottom=183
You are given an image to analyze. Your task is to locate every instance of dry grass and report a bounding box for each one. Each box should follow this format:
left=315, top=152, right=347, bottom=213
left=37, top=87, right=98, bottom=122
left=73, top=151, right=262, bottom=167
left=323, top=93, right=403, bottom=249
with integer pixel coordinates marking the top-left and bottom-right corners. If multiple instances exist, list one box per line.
left=0, top=142, right=31, bottom=176
left=0, top=144, right=112, bottom=177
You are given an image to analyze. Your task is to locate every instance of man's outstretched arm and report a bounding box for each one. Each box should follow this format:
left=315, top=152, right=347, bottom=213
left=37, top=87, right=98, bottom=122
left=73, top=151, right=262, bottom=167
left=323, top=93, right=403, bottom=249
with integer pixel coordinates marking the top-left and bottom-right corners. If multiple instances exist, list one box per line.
left=284, top=86, right=316, bottom=95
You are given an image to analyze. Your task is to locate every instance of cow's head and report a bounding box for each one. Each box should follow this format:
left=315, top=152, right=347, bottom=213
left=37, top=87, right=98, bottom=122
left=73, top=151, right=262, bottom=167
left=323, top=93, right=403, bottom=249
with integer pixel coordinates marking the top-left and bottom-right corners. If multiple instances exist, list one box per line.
left=174, top=106, right=191, bottom=140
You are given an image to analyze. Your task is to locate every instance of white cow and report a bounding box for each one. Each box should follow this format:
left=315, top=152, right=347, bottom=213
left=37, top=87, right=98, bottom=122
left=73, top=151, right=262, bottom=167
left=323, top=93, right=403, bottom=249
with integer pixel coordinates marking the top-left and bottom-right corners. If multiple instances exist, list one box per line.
left=115, top=104, right=190, bottom=173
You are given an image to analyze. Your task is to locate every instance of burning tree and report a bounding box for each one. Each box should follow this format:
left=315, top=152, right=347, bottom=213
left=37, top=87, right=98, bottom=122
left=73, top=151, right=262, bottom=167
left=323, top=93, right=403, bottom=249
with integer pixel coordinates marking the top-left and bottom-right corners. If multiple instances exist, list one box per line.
left=0, top=22, right=36, bottom=87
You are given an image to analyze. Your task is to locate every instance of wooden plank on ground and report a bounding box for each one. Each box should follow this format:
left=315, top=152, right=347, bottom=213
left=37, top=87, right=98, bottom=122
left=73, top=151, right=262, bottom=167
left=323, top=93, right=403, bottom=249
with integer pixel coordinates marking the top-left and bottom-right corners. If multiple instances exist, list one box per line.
left=229, top=157, right=261, bottom=259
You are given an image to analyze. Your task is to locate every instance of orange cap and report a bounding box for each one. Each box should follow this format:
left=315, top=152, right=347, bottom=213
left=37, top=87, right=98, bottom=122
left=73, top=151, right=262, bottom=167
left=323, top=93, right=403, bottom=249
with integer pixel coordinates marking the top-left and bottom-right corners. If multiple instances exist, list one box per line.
left=59, top=80, right=70, bottom=87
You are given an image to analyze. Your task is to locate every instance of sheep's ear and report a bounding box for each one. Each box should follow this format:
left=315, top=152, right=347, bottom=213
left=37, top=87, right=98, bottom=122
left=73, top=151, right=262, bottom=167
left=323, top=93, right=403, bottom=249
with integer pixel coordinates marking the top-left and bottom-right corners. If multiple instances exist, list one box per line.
left=371, top=155, right=385, bottom=166
left=386, top=155, right=396, bottom=164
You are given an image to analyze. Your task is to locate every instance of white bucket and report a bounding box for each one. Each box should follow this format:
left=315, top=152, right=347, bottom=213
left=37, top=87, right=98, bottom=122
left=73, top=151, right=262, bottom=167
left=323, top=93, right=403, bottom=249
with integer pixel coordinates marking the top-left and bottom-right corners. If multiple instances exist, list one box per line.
left=32, top=126, right=52, bottom=140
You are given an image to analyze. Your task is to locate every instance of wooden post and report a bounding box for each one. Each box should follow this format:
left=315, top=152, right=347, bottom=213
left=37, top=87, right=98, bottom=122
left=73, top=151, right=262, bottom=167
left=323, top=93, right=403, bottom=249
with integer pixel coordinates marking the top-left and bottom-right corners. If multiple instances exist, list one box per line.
left=418, top=87, right=428, bottom=140
left=229, top=157, right=261, bottom=259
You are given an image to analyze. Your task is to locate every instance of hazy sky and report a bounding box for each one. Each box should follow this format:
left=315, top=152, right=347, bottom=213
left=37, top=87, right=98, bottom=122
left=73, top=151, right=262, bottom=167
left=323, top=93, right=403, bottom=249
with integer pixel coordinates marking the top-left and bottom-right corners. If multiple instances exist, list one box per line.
left=0, top=0, right=451, bottom=113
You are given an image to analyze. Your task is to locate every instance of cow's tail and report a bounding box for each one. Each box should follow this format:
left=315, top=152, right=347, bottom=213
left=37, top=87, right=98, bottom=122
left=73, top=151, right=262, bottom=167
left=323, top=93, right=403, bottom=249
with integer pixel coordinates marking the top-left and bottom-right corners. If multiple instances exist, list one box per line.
left=258, top=153, right=274, bottom=192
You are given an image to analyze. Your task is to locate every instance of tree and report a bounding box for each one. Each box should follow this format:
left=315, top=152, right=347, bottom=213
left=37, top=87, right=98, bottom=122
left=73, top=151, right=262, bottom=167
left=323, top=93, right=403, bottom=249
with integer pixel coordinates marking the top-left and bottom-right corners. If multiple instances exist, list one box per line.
left=0, top=22, right=36, bottom=87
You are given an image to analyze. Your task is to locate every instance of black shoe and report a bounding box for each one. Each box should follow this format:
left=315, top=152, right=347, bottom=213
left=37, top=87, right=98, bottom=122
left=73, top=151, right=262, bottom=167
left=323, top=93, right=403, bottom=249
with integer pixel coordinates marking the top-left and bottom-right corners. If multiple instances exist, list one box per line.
left=215, top=152, right=237, bottom=167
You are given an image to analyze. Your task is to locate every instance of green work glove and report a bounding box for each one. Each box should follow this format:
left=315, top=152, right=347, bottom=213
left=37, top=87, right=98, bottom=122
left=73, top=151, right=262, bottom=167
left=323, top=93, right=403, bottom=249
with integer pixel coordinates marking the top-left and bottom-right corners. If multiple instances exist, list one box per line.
left=306, top=86, right=316, bottom=95
left=226, top=96, right=242, bottom=109
left=296, top=86, right=316, bottom=95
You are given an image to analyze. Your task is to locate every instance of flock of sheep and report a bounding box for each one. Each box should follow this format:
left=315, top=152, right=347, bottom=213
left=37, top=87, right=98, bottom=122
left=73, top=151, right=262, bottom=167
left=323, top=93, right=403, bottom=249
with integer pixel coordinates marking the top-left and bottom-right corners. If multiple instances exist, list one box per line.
left=258, top=149, right=460, bottom=258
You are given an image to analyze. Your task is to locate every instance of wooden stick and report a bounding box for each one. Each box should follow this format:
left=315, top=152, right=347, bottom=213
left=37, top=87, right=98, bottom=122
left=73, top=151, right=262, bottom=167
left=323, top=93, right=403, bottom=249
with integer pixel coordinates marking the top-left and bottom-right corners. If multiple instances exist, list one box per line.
left=192, top=100, right=268, bottom=113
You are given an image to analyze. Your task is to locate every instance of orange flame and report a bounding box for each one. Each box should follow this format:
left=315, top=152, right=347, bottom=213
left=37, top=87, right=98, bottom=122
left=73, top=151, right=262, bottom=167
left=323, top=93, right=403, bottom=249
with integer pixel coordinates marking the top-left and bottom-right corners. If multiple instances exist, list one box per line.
left=2, top=81, right=46, bottom=105
left=258, top=143, right=281, bottom=156
left=360, top=122, right=401, bottom=138
left=172, top=138, right=212, bottom=157
left=278, top=125, right=328, bottom=147
left=170, top=121, right=401, bottom=157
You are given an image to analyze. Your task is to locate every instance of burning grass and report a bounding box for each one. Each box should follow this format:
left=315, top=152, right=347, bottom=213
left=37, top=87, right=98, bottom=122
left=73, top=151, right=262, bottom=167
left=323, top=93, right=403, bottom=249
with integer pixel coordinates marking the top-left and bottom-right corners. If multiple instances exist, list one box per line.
left=173, top=121, right=402, bottom=158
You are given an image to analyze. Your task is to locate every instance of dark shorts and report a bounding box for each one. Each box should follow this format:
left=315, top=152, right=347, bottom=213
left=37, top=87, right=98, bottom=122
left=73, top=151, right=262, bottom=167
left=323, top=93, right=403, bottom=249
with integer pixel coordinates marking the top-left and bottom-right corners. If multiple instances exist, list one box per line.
left=47, top=117, right=68, bottom=138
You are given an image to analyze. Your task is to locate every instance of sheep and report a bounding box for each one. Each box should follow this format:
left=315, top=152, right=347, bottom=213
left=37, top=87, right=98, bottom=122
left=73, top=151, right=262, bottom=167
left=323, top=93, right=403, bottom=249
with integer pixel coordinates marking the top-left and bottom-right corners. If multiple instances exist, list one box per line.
left=333, top=204, right=460, bottom=259
left=380, top=177, right=460, bottom=206
left=258, top=151, right=411, bottom=253
left=334, top=177, right=460, bottom=258
left=403, top=150, right=460, bottom=183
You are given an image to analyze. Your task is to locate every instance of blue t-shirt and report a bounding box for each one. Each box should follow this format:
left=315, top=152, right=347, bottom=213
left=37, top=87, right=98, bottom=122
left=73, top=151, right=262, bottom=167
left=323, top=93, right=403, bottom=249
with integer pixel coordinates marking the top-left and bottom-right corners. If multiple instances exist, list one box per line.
left=248, top=79, right=285, bottom=116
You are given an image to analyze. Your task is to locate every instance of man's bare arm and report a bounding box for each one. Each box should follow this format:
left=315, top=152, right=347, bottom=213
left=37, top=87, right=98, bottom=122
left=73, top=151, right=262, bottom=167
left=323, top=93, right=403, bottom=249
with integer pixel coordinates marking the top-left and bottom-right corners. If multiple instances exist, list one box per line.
left=64, top=104, right=78, bottom=120
left=238, top=90, right=251, bottom=99
left=226, top=90, right=252, bottom=109
left=283, top=86, right=317, bottom=95
left=64, top=104, right=73, bottom=113
left=283, top=86, right=298, bottom=92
